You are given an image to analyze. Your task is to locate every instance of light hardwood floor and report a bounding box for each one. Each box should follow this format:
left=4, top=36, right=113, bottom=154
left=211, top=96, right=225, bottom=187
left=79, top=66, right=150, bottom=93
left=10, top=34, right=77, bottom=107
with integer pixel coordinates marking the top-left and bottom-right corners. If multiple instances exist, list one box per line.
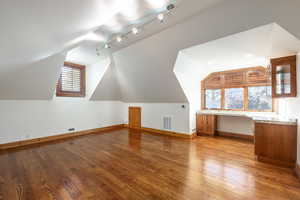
left=0, top=128, right=299, bottom=200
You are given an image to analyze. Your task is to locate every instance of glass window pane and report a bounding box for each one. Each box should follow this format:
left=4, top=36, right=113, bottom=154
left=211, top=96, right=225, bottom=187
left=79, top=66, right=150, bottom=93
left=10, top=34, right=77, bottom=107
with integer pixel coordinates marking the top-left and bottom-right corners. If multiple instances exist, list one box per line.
left=205, top=89, right=221, bottom=109
left=248, top=86, right=272, bottom=111
left=224, top=88, right=244, bottom=109
left=276, top=65, right=291, bottom=95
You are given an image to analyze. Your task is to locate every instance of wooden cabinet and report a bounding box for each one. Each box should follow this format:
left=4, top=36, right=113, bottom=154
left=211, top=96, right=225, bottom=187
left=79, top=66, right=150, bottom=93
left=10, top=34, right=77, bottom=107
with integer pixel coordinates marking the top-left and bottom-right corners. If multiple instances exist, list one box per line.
left=271, top=55, right=297, bottom=98
left=196, top=114, right=217, bottom=135
left=255, top=122, right=297, bottom=168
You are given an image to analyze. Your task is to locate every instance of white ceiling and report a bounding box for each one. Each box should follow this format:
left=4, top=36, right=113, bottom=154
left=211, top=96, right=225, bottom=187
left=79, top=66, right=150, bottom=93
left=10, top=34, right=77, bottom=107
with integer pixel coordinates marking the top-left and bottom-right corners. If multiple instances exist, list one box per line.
left=66, top=0, right=225, bottom=65
left=1, top=0, right=197, bottom=67
left=0, top=0, right=126, bottom=67
left=0, top=0, right=226, bottom=100
left=91, top=0, right=300, bottom=103
left=2, top=0, right=300, bottom=102
left=181, top=23, right=300, bottom=72
left=174, top=23, right=300, bottom=108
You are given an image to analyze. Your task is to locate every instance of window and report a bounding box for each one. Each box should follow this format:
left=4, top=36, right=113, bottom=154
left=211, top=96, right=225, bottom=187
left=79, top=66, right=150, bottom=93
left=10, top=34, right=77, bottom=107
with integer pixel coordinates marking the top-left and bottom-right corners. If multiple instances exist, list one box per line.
left=205, top=89, right=221, bottom=109
left=224, top=88, right=244, bottom=110
left=248, top=86, right=272, bottom=111
left=201, top=67, right=273, bottom=112
left=56, top=62, right=86, bottom=97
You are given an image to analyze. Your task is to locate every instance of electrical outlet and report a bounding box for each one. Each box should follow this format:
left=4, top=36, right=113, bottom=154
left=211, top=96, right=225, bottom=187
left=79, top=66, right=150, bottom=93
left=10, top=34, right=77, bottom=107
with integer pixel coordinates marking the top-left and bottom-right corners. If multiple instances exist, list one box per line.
left=68, top=128, right=75, bottom=132
left=192, top=128, right=196, bottom=132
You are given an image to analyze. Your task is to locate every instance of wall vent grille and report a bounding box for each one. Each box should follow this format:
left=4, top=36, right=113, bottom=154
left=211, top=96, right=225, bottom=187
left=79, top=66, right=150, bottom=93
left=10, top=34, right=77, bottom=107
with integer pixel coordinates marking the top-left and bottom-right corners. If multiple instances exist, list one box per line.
left=163, top=116, right=172, bottom=130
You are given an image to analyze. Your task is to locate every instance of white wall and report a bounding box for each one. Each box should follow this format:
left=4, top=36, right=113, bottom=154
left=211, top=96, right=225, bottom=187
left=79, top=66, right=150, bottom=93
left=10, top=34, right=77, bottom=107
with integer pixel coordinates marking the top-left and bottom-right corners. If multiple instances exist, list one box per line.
left=217, top=116, right=254, bottom=135
left=0, top=59, right=125, bottom=145
left=91, top=58, right=122, bottom=101
left=277, top=53, right=300, bottom=165
left=0, top=100, right=124, bottom=144
left=86, top=57, right=111, bottom=99
left=124, top=103, right=190, bottom=134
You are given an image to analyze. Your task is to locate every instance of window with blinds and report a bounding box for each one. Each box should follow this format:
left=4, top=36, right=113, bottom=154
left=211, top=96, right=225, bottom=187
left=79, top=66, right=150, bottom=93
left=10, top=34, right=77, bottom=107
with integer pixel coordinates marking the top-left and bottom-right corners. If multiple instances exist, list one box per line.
left=56, top=62, right=86, bottom=97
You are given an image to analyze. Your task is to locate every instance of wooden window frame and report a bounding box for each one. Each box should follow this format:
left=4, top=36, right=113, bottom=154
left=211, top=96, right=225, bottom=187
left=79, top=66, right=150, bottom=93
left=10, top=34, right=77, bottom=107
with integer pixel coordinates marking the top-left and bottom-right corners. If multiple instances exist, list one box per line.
left=201, top=67, right=274, bottom=112
left=56, top=62, right=86, bottom=97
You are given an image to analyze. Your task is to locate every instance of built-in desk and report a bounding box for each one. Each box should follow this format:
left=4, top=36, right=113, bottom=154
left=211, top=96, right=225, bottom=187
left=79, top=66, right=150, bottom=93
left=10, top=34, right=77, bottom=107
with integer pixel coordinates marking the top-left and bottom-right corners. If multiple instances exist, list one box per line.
left=196, top=110, right=298, bottom=168
left=197, top=110, right=297, bottom=125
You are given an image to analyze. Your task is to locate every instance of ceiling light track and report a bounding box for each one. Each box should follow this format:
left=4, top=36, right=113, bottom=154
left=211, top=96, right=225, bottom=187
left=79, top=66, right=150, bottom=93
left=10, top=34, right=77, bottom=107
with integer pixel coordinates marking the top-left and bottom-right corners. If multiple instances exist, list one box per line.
left=97, top=3, right=176, bottom=54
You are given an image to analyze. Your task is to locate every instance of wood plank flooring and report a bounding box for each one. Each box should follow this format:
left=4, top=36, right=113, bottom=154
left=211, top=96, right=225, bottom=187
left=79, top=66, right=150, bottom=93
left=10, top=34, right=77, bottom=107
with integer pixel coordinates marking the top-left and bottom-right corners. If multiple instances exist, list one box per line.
left=0, top=128, right=300, bottom=200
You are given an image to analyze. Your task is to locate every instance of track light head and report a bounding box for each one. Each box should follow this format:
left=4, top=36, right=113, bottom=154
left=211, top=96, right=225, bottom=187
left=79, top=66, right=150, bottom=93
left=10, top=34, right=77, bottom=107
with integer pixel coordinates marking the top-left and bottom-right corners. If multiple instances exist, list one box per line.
left=167, top=4, right=175, bottom=11
left=157, top=13, right=164, bottom=22
left=132, top=27, right=139, bottom=35
left=116, top=36, right=122, bottom=43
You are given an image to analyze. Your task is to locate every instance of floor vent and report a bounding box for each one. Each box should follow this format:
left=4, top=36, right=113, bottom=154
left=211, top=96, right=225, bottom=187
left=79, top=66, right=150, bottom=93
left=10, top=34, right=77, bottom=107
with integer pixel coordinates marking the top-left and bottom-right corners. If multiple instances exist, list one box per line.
left=163, top=116, right=172, bottom=130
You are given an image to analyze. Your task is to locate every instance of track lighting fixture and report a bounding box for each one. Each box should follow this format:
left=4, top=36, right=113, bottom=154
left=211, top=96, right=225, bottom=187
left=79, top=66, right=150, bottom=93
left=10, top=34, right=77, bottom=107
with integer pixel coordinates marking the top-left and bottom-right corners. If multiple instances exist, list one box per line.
left=98, top=3, right=176, bottom=52
left=157, top=13, right=164, bottom=22
left=167, top=4, right=175, bottom=11
left=132, top=27, right=139, bottom=35
left=116, top=36, right=123, bottom=43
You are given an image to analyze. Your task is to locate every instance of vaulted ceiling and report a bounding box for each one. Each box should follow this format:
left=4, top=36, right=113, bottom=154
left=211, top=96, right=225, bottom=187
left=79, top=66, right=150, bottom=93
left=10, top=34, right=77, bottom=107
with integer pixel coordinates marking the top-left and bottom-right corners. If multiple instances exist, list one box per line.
left=1, top=0, right=300, bottom=102
left=91, top=0, right=300, bottom=103
left=175, top=23, right=300, bottom=109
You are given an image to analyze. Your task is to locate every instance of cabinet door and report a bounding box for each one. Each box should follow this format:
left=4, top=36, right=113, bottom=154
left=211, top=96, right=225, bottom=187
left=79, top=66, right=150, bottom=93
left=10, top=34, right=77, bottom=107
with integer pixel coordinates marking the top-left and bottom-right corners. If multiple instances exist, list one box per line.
left=255, top=122, right=297, bottom=167
left=196, top=114, right=216, bottom=135
left=205, top=115, right=216, bottom=135
left=196, top=114, right=205, bottom=134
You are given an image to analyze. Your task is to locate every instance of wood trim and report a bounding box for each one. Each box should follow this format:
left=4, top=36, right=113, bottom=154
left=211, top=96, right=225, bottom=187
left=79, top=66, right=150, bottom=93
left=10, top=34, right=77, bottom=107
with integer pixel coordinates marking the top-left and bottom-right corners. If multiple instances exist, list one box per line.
left=221, top=88, right=225, bottom=109
left=56, top=62, right=86, bottom=97
left=216, top=131, right=254, bottom=142
left=257, top=155, right=295, bottom=168
left=202, top=66, right=270, bottom=89
left=296, top=163, right=300, bottom=179
left=271, top=55, right=297, bottom=98
left=0, top=124, right=125, bottom=150
left=244, top=86, right=248, bottom=111
left=139, top=127, right=196, bottom=139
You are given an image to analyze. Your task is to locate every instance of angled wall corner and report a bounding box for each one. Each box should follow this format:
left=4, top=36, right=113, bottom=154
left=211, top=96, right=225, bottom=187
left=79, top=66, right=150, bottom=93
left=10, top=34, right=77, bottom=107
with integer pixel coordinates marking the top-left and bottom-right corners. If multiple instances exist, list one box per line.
left=90, top=57, right=122, bottom=101
left=173, top=51, right=205, bottom=133
left=86, top=56, right=112, bottom=100
left=111, top=31, right=189, bottom=103
left=0, top=52, right=66, bottom=100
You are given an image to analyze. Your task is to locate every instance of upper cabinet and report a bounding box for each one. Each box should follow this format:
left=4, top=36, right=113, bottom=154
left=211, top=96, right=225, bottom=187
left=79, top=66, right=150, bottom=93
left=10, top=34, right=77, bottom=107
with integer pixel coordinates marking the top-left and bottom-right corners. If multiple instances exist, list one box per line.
left=271, top=55, right=297, bottom=98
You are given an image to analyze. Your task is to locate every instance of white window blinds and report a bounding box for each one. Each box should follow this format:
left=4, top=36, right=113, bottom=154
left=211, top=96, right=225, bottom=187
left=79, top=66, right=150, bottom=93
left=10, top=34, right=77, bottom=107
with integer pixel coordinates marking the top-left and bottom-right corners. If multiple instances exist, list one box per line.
left=61, top=66, right=81, bottom=92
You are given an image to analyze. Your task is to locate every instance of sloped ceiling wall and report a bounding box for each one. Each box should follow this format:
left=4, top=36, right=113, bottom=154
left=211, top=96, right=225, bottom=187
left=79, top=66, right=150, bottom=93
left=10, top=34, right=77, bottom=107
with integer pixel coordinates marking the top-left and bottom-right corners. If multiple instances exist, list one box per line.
left=90, top=59, right=122, bottom=101
left=0, top=53, right=66, bottom=100
left=1, top=0, right=300, bottom=101
left=112, top=41, right=188, bottom=103
left=0, top=0, right=124, bottom=100
left=90, top=0, right=300, bottom=103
